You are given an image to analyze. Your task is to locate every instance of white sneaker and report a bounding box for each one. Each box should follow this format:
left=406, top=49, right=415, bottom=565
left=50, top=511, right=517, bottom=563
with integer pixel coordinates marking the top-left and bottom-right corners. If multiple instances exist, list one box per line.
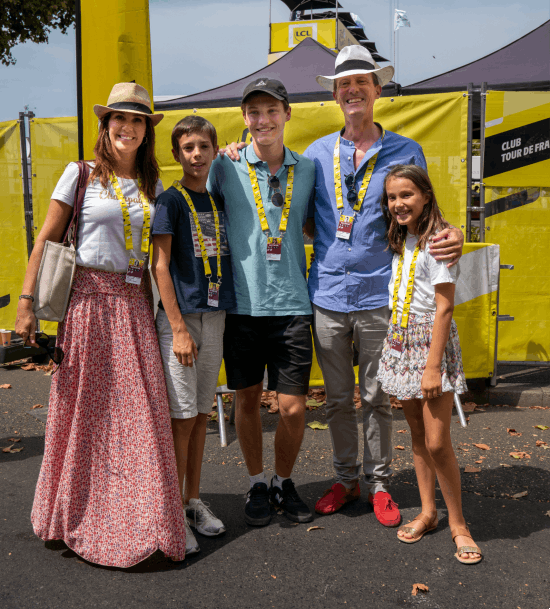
left=186, top=498, right=226, bottom=537
left=184, top=512, right=200, bottom=555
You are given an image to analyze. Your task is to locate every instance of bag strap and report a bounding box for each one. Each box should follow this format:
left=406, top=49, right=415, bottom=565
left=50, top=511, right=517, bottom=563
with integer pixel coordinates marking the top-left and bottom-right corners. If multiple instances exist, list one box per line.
left=63, top=160, right=90, bottom=246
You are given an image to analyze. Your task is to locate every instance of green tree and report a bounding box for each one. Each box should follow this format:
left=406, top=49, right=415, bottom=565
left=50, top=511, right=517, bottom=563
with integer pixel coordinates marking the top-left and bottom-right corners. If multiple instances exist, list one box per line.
left=1, top=0, right=75, bottom=66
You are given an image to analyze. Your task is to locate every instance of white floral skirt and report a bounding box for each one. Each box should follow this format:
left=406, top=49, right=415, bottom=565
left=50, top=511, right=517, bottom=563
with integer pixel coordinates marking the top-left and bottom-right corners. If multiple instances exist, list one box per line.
left=376, top=311, right=468, bottom=401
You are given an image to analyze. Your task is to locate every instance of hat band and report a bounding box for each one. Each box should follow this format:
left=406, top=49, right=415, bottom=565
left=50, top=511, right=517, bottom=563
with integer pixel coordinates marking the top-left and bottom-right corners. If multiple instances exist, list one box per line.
left=335, top=59, right=375, bottom=75
left=108, top=101, right=152, bottom=115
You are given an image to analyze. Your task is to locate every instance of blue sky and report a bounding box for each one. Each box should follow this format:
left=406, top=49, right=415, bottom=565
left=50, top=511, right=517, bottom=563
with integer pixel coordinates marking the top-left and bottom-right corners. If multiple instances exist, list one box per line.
left=0, top=0, right=548, bottom=121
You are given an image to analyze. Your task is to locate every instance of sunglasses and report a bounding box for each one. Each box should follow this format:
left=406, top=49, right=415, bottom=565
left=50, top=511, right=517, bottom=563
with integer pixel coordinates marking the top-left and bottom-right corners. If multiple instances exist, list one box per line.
left=268, top=175, right=284, bottom=208
left=34, top=333, right=65, bottom=370
left=344, top=173, right=359, bottom=205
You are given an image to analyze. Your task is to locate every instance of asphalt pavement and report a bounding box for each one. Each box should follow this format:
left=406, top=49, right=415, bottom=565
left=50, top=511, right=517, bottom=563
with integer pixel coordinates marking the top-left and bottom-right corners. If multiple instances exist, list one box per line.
left=1, top=362, right=549, bottom=609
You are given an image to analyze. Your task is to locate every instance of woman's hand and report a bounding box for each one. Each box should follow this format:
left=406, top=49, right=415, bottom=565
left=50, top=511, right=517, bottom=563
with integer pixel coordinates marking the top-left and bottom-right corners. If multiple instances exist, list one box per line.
left=15, top=300, right=37, bottom=345
left=421, top=366, right=443, bottom=400
left=173, top=329, right=198, bottom=367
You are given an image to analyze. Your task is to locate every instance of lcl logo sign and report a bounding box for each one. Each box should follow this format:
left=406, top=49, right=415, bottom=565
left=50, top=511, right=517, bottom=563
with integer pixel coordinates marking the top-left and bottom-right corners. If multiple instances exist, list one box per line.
left=288, top=23, right=318, bottom=47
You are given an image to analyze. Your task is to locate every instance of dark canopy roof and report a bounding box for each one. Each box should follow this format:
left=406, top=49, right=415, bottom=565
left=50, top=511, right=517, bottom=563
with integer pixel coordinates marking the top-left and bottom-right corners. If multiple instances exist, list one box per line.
left=281, top=0, right=343, bottom=11
left=155, top=38, right=398, bottom=111
left=404, top=20, right=550, bottom=94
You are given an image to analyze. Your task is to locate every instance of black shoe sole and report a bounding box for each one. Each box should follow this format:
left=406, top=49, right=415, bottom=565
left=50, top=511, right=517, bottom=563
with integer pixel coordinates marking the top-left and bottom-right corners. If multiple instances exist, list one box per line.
left=280, top=509, right=314, bottom=523
left=244, top=512, right=272, bottom=527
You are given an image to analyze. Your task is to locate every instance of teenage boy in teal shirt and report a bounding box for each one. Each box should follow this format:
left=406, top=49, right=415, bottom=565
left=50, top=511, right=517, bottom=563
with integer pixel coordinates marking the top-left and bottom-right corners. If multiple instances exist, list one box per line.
left=208, top=79, right=315, bottom=526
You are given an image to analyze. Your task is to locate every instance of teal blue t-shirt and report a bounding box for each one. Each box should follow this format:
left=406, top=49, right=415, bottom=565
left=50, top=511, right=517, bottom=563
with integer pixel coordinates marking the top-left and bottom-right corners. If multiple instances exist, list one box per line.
left=208, top=145, right=315, bottom=316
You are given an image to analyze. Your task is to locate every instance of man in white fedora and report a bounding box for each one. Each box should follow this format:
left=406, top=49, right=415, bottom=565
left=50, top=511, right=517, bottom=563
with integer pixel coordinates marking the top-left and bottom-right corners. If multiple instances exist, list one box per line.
left=303, top=45, right=464, bottom=528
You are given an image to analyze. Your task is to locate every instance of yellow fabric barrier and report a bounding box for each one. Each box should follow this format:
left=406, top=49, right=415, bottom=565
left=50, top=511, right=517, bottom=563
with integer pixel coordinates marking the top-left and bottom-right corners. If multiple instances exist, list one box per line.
left=0, top=121, right=27, bottom=331
left=30, top=117, right=79, bottom=336
left=483, top=91, right=550, bottom=361
left=81, top=0, right=154, bottom=159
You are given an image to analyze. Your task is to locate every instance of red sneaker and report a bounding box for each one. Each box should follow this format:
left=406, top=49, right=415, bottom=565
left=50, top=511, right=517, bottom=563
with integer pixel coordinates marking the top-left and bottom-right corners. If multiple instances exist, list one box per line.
left=315, top=482, right=360, bottom=515
left=368, top=491, right=401, bottom=527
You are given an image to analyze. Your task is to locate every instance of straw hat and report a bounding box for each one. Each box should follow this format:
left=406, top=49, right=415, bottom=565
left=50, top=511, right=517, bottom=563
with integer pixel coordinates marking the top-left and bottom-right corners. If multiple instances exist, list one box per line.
left=316, top=46, right=394, bottom=91
left=93, top=82, right=164, bottom=126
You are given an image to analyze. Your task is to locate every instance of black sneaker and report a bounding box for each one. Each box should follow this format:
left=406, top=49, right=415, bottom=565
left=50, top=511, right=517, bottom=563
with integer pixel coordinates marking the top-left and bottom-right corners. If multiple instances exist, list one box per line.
left=245, top=482, right=272, bottom=527
left=270, top=478, right=313, bottom=523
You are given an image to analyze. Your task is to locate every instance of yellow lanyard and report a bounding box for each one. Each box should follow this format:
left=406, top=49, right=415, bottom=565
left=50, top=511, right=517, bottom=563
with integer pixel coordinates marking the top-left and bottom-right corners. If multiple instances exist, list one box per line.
left=173, top=181, right=222, bottom=283
left=246, top=162, right=294, bottom=235
left=392, top=244, right=421, bottom=329
left=333, top=130, right=384, bottom=212
left=110, top=173, right=151, bottom=253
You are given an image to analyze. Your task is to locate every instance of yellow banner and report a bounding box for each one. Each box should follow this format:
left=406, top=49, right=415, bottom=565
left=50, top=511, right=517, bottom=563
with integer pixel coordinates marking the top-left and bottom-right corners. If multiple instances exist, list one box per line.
left=484, top=91, right=550, bottom=187
left=0, top=121, right=27, bottom=331
left=81, top=0, right=153, bottom=159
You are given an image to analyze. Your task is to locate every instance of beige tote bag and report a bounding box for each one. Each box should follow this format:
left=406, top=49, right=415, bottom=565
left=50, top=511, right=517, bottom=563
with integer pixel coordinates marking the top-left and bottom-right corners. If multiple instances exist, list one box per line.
left=33, top=161, right=90, bottom=323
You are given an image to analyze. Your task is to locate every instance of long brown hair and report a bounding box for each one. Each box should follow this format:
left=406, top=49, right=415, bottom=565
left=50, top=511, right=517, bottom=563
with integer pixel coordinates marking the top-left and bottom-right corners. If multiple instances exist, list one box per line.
left=89, top=113, right=160, bottom=202
left=380, top=164, right=449, bottom=255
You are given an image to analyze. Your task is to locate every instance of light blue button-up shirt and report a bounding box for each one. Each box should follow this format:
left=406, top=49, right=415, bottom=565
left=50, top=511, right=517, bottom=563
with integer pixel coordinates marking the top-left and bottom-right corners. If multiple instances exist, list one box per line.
left=304, top=127, right=427, bottom=313
left=208, top=144, right=315, bottom=316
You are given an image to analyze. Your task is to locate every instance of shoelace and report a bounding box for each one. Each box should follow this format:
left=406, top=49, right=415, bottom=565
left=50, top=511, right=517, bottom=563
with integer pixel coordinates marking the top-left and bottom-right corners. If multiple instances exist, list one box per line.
left=248, top=484, right=269, bottom=507
left=189, top=500, right=215, bottom=529
left=383, top=497, right=398, bottom=511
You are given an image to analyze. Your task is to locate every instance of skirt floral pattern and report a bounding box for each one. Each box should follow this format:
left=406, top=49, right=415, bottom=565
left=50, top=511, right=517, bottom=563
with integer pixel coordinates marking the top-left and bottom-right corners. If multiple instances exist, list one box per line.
left=31, top=266, right=186, bottom=567
left=376, top=311, right=468, bottom=401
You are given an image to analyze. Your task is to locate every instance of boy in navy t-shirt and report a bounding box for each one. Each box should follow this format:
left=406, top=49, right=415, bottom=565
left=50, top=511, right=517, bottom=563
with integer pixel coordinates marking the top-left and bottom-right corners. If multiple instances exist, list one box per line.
left=151, top=116, right=235, bottom=555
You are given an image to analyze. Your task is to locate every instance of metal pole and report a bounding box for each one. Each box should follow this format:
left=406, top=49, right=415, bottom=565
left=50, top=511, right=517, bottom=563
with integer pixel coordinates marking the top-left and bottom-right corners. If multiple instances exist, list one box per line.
left=490, top=266, right=501, bottom=387
left=465, top=83, right=473, bottom=242
left=75, top=0, right=84, bottom=161
left=478, top=82, right=487, bottom=243
left=216, top=394, right=228, bottom=447
left=453, top=393, right=468, bottom=428
left=268, top=0, right=272, bottom=54
left=335, top=0, right=338, bottom=50
left=19, top=112, right=34, bottom=258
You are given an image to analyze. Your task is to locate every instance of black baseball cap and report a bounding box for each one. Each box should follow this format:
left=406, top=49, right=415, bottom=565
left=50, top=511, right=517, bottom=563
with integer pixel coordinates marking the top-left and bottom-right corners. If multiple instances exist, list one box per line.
left=241, top=78, right=289, bottom=105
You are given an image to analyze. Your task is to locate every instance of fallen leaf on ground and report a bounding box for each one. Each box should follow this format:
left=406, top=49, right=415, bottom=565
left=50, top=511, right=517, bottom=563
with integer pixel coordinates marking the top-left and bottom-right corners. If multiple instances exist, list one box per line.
left=474, top=460, right=483, bottom=464
left=31, top=404, right=44, bottom=409
left=507, top=428, right=522, bottom=436
left=271, top=575, right=276, bottom=579
left=2, top=445, right=24, bottom=453
left=464, top=466, right=480, bottom=473
left=458, top=447, right=470, bottom=451
left=534, top=425, right=549, bottom=430
left=473, top=443, right=491, bottom=450
left=8, top=438, right=20, bottom=443
left=306, top=399, right=321, bottom=409
left=546, top=511, right=550, bottom=517
left=394, top=445, right=405, bottom=450
left=462, top=402, right=477, bottom=412
left=412, top=583, right=429, bottom=596
left=500, top=463, right=512, bottom=467
left=307, top=421, right=328, bottom=430
left=510, top=451, right=530, bottom=459
left=0, top=384, right=12, bottom=389
left=21, top=364, right=37, bottom=371
left=397, top=429, right=408, bottom=434
left=536, top=440, right=547, bottom=447
left=511, top=491, right=528, bottom=499
left=307, top=526, right=324, bottom=532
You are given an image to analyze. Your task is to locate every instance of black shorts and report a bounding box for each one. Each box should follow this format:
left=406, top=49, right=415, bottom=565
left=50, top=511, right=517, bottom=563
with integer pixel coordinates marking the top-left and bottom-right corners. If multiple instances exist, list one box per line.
left=223, top=314, right=313, bottom=395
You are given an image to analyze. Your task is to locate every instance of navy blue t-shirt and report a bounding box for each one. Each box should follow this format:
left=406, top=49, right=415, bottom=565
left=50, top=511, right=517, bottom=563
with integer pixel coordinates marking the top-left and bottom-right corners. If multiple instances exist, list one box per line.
left=152, top=185, right=235, bottom=314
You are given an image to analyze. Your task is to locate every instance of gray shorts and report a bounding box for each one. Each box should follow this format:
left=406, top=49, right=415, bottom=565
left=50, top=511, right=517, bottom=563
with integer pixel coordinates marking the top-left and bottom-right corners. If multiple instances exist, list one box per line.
left=156, top=308, right=226, bottom=419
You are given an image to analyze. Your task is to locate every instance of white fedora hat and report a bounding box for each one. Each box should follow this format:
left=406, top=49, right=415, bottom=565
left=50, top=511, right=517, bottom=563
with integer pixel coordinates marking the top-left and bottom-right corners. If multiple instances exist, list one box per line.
left=316, top=45, right=395, bottom=91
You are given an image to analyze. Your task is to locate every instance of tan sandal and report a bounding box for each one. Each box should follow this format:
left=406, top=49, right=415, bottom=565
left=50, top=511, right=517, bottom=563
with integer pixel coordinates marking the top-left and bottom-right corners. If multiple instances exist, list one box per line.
left=451, top=525, right=483, bottom=564
left=397, top=512, right=438, bottom=544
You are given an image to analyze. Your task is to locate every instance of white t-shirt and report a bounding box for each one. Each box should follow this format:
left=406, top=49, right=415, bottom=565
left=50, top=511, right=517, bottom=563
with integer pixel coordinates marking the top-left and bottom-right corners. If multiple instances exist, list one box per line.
left=388, top=232, right=459, bottom=315
left=52, top=162, right=164, bottom=273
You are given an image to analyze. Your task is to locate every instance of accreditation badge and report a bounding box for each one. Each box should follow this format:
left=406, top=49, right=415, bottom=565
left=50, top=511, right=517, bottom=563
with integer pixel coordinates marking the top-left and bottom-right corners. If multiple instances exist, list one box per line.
left=207, top=282, right=220, bottom=307
left=266, top=237, right=282, bottom=261
left=389, top=328, right=404, bottom=359
left=336, top=214, right=354, bottom=240
left=125, top=257, right=145, bottom=285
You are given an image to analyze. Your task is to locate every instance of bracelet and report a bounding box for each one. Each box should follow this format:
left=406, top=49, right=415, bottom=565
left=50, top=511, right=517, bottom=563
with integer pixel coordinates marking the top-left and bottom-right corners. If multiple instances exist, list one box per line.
left=19, top=294, right=34, bottom=302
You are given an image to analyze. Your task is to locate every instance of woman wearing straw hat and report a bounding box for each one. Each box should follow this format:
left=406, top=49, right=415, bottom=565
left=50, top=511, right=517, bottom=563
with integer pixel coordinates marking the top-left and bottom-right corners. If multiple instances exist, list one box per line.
left=15, top=83, right=186, bottom=567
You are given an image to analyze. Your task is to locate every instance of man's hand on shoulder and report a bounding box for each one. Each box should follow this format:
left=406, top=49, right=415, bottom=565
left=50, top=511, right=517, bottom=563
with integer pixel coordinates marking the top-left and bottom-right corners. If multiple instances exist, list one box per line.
left=429, top=226, right=464, bottom=268
left=218, top=141, right=246, bottom=162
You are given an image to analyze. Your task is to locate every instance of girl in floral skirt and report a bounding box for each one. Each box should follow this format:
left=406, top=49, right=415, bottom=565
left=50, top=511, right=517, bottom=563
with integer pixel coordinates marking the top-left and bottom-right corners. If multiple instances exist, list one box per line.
left=376, top=164, right=482, bottom=565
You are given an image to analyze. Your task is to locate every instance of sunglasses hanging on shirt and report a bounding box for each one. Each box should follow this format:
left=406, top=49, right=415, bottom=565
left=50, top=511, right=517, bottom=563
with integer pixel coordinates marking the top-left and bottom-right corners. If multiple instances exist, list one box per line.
left=344, top=173, right=359, bottom=205
left=268, top=175, right=284, bottom=208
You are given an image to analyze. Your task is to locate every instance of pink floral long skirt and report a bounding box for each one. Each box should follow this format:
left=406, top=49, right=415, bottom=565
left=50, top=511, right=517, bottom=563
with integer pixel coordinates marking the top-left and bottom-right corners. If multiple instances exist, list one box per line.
left=31, top=266, right=186, bottom=567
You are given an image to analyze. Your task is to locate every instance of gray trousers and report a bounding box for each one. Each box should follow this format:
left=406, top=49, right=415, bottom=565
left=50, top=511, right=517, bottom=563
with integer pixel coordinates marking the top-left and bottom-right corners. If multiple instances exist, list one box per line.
left=312, top=304, right=393, bottom=495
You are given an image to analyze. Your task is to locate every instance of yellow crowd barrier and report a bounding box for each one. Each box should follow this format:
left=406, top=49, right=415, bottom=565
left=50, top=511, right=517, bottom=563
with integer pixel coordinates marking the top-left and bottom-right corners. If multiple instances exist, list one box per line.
left=0, top=120, right=27, bottom=331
